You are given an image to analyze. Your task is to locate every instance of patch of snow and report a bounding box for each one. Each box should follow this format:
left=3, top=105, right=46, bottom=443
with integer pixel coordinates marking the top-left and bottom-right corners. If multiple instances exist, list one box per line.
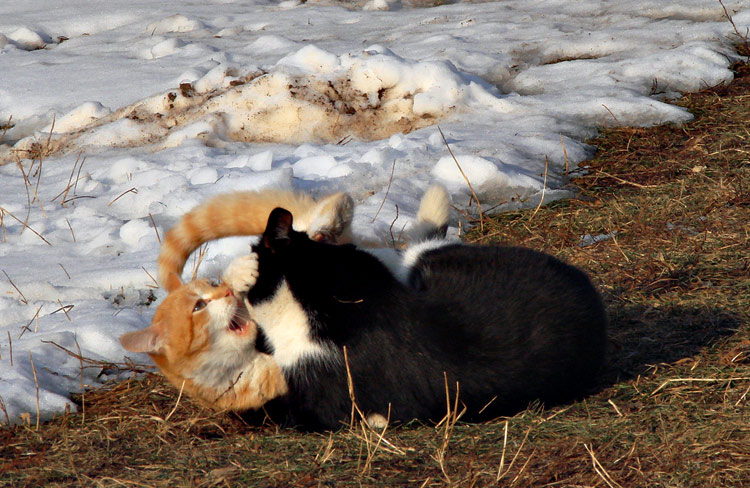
left=7, top=26, right=47, bottom=50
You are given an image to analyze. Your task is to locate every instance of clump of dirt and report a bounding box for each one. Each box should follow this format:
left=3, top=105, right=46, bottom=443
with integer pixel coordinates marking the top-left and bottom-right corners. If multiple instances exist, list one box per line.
left=2, top=66, right=446, bottom=164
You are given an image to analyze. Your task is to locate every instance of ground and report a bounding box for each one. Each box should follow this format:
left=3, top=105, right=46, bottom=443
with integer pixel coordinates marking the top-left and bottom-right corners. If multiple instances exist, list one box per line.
left=0, top=55, right=748, bottom=488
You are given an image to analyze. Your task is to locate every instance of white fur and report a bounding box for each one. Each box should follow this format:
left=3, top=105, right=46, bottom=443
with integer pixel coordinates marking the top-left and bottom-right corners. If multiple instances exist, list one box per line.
left=403, top=184, right=451, bottom=243
left=397, top=238, right=453, bottom=284
left=366, top=413, right=388, bottom=430
left=222, top=254, right=259, bottom=292
left=308, top=193, right=353, bottom=237
left=251, top=280, right=332, bottom=369
left=363, top=248, right=403, bottom=277
left=417, top=184, right=451, bottom=228
left=191, top=297, right=257, bottom=388
left=364, top=184, right=452, bottom=282
left=365, top=239, right=456, bottom=285
left=290, top=193, right=352, bottom=240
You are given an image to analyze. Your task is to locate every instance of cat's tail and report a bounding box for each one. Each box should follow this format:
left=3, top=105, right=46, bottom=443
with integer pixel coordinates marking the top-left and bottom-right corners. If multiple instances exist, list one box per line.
left=408, top=184, right=451, bottom=242
left=157, top=189, right=354, bottom=291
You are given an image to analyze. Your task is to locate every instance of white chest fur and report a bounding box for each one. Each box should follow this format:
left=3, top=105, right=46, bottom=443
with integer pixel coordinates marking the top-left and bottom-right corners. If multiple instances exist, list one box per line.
left=252, top=280, right=331, bottom=369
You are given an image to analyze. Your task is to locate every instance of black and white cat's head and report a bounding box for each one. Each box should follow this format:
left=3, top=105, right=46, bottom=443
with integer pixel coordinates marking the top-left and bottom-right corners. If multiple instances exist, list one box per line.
left=246, top=208, right=340, bottom=370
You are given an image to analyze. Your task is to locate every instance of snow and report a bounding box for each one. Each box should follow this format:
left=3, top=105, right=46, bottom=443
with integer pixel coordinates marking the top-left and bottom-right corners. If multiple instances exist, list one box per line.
left=1, top=0, right=748, bottom=425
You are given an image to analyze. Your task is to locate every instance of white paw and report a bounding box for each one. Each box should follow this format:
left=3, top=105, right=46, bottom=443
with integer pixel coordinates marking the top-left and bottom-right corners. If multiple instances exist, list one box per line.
left=366, top=413, right=388, bottom=430
left=222, top=254, right=259, bottom=292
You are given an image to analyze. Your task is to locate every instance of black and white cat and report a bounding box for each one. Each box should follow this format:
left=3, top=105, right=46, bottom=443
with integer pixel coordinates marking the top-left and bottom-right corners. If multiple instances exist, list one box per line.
left=246, top=208, right=608, bottom=431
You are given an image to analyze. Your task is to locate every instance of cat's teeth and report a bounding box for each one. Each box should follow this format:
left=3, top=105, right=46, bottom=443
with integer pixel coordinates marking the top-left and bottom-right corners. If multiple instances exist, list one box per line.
left=228, top=317, right=249, bottom=335
left=226, top=297, right=252, bottom=336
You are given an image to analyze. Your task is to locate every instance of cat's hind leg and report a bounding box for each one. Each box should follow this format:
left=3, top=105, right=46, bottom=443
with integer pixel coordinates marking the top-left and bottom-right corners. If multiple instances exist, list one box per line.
left=305, top=192, right=355, bottom=244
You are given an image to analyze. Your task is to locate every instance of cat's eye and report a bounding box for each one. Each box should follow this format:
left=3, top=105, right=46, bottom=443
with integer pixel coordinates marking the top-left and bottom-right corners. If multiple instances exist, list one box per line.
left=193, top=299, right=207, bottom=312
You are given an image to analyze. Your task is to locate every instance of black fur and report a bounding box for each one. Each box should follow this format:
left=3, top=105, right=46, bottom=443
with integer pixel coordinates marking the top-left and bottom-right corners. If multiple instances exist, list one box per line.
left=249, top=208, right=607, bottom=431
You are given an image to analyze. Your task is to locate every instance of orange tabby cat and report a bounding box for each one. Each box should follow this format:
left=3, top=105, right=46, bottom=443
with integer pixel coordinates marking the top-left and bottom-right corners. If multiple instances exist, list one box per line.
left=120, top=255, right=288, bottom=410
left=158, top=189, right=354, bottom=291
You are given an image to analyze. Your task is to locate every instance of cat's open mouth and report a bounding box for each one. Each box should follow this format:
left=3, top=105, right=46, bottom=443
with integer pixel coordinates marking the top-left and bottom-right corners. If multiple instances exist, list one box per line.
left=228, top=300, right=253, bottom=336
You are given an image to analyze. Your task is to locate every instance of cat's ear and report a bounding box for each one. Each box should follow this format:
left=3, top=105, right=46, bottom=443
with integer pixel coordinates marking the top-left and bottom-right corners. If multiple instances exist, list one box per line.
left=119, top=327, right=164, bottom=354
left=262, top=207, right=294, bottom=251
left=163, top=272, right=183, bottom=293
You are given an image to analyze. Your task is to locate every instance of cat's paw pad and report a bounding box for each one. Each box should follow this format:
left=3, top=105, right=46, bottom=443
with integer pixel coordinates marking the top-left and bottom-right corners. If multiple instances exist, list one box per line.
left=223, top=254, right=259, bottom=292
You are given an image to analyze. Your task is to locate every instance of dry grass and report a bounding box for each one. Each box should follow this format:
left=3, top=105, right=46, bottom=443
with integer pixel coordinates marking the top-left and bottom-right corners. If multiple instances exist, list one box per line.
left=2, top=57, right=749, bottom=488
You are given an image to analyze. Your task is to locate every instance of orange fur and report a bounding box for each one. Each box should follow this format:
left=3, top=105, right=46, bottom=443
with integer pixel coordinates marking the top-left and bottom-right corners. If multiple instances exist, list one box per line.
left=157, top=189, right=354, bottom=291
left=120, top=278, right=287, bottom=410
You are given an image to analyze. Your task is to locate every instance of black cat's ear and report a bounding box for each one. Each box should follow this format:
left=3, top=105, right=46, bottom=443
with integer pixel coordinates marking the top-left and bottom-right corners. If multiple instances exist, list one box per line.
left=263, top=207, right=294, bottom=251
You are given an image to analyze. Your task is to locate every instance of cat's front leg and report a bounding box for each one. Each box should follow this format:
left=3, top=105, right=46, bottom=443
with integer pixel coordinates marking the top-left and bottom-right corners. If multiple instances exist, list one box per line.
left=222, top=253, right=259, bottom=293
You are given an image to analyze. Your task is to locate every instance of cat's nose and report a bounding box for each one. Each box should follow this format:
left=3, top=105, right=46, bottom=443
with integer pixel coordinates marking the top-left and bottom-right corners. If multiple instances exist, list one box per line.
left=225, top=289, right=234, bottom=297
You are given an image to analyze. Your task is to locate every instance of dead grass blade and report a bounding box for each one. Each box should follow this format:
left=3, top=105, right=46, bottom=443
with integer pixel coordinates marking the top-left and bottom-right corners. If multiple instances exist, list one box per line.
left=17, top=305, right=43, bottom=339
left=719, top=0, right=750, bottom=62
left=432, top=372, right=465, bottom=484
left=65, top=218, right=76, bottom=242
left=142, top=266, right=159, bottom=289
left=342, top=345, right=406, bottom=475
left=584, top=443, right=624, bottom=488
left=164, top=380, right=186, bottom=423
left=371, top=158, right=397, bottom=224
left=6, top=331, right=12, bottom=366
left=28, top=351, right=41, bottom=430
left=40, top=339, right=153, bottom=373
left=650, top=377, right=750, bottom=395
left=529, top=155, right=549, bottom=221
left=496, top=423, right=533, bottom=482
left=190, top=243, right=209, bottom=281
left=2, top=269, right=28, bottom=304
left=148, top=213, right=161, bottom=244
left=437, top=126, right=484, bottom=230
left=107, top=187, right=138, bottom=207
left=0, top=206, right=52, bottom=245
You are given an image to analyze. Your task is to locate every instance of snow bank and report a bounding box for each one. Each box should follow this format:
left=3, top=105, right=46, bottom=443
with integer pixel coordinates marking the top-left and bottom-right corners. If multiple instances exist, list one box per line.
left=4, top=45, right=489, bottom=159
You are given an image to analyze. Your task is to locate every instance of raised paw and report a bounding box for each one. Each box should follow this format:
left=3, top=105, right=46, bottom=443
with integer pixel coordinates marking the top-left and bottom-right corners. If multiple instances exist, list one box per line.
left=222, top=253, right=259, bottom=293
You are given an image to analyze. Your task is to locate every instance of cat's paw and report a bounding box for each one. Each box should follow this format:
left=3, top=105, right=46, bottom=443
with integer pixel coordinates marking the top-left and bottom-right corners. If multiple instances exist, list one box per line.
left=366, top=413, right=388, bottom=430
left=223, top=254, right=259, bottom=292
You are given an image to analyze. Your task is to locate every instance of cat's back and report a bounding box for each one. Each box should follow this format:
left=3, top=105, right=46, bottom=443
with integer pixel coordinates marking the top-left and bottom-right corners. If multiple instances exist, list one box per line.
left=409, top=243, right=601, bottom=308
left=409, top=243, right=607, bottom=342
left=402, top=243, right=608, bottom=415
left=412, top=245, right=606, bottom=364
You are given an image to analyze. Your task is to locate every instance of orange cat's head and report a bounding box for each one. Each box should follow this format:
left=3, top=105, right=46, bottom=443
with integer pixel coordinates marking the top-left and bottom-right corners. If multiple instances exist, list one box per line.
left=119, top=274, right=287, bottom=410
